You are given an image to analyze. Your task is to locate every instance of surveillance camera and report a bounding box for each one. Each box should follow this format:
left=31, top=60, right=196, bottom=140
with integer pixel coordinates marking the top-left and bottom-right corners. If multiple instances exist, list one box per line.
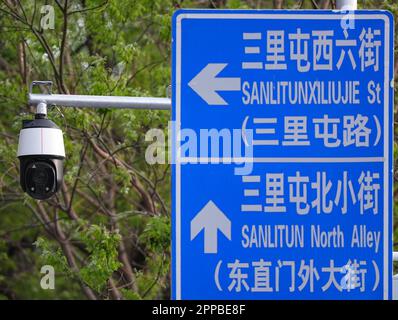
left=17, top=114, right=65, bottom=200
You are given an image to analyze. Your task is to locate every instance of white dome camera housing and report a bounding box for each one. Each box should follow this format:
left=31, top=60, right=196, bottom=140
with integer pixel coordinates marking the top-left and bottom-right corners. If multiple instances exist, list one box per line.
left=17, top=113, right=65, bottom=200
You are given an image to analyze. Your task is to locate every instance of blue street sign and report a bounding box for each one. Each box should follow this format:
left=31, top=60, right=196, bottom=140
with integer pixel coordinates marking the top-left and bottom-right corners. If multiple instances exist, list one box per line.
left=172, top=10, right=393, bottom=300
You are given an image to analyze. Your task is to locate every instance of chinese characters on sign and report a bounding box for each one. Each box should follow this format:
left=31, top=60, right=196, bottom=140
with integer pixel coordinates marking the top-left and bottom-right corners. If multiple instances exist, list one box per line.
left=241, top=27, right=381, bottom=72
left=240, top=170, right=380, bottom=215
left=242, top=115, right=380, bottom=148
left=222, top=258, right=378, bottom=293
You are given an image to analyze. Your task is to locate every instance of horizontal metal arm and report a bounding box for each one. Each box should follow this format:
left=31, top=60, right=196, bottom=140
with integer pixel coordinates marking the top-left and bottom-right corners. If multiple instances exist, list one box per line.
left=29, top=93, right=171, bottom=110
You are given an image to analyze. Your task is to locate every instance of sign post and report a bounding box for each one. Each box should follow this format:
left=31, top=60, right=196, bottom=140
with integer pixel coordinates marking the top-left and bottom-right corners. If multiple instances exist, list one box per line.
left=172, top=10, right=393, bottom=299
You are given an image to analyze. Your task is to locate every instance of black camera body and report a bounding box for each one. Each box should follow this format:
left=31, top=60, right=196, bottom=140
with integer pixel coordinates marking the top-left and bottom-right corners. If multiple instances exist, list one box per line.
left=17, top=117, right=65, bottom=200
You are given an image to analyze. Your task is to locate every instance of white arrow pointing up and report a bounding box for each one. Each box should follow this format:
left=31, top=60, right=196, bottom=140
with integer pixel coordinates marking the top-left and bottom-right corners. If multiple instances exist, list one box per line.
left=190, top=200, right=231, bottom=254
left=188, top=63, right=241, bottom=105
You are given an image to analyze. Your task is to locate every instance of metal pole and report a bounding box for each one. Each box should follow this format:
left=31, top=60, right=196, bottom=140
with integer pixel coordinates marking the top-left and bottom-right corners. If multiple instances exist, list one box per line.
left=29, top=93, right=171, bottom=110
left=394, top=252, right=398, bottom=300
left=36, top=102, right=47, bottom=116
left=336, top=0, right=357, bottom=10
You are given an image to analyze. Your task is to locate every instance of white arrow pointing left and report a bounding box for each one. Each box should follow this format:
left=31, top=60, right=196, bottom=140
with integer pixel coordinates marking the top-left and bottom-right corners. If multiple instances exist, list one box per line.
left=188, top=63, right=241, bottom=105
left=190, top=200, right=231, bottom=254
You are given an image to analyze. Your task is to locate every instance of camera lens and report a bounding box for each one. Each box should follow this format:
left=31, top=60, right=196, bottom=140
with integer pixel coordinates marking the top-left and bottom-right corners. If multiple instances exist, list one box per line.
left=32, top=168, right=49, bottom=185
left=25, top=161, right=56, bottom=199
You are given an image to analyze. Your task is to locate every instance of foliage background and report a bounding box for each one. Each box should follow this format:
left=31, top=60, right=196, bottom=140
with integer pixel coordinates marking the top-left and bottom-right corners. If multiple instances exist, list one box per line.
left=0, top=0, right=396, bottom=299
